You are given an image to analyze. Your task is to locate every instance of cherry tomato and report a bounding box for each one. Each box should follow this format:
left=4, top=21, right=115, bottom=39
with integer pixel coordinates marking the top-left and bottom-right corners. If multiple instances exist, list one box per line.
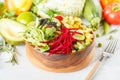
left=103, top=2, right=120, bottom=24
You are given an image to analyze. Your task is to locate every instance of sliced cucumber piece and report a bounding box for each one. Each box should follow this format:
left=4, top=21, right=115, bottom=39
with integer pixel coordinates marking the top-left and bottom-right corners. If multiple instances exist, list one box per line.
left=0, top=18, right=27, bottom=45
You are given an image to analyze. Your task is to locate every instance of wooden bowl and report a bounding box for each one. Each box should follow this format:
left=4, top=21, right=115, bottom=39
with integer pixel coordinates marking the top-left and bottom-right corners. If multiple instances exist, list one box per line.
left=25, top=41, right=95, bottom=72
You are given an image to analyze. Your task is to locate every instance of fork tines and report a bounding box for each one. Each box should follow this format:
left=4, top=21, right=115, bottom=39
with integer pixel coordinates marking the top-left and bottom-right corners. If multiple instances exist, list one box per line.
left=104, top=39, right=118, bottom=53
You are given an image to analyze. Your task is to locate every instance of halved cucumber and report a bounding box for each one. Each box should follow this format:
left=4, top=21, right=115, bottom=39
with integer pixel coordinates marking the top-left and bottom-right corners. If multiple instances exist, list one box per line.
left=0, top=18, right=27, bottom=45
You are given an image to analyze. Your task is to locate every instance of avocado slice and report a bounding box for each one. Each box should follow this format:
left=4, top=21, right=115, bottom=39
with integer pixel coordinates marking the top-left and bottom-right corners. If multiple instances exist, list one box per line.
left=0, top=18, right=27, bottom=45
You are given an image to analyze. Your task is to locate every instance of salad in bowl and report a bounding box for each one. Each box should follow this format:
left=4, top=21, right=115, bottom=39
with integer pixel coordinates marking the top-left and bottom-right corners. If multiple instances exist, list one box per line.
left=23, top=16, right=95, bottom=72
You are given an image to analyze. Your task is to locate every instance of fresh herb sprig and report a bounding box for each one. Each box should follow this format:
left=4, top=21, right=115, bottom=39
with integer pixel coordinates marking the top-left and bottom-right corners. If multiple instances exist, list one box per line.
left=0, top=39, right=18, bottom=65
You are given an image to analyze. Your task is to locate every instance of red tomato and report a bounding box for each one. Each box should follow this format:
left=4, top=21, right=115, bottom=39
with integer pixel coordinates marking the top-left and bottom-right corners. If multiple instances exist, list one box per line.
left=55, top=16, right=63, bottom=21
left=103, top=2, right=120, bottom=24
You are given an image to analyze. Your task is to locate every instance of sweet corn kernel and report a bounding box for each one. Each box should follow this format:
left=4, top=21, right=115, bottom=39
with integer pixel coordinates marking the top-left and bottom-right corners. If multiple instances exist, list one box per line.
left=62, top=16, right=82, bottom=28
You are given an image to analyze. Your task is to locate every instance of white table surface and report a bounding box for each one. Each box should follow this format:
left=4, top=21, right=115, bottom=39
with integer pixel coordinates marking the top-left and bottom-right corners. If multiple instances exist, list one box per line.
left=0, top=25, right=120, bottom=80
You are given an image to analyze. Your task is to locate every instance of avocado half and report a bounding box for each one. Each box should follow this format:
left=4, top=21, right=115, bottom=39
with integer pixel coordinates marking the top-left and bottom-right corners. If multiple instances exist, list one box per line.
left=0, top=18, right=27, bottom=45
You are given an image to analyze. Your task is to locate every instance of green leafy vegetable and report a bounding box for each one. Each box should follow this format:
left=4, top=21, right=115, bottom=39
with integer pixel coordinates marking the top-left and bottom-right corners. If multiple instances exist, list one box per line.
left=31, top=0, right=43, bottom=14
left=33, top=0, right=43, bottom=5
left=3, top=10, right=16, bottom=19
left=41, top=7, right=59, bottom=18
left=0, top=2, right=5, bottom=18
left=23, top=18, right=58, bottom=52
left=24, top=27, right=45, bottom=44
left=0, top=2, right=16, bottom=19
left=83, top=0, right=102, bottom=31
left=39, top=44, right=50, bottom=52
left=37, top=0, right=86, bottom=17
left=44, top=27, right=56, bottom=39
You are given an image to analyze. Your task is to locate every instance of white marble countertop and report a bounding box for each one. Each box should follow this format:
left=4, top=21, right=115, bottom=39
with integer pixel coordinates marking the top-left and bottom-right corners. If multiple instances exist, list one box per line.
left=0, top=25, right=120, bottom=80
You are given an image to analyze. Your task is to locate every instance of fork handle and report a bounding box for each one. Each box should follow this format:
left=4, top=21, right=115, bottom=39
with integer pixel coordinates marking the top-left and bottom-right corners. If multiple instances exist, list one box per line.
left=85, top=55, right=106, bottom=80
left=85, top=60, right=101, bottom=80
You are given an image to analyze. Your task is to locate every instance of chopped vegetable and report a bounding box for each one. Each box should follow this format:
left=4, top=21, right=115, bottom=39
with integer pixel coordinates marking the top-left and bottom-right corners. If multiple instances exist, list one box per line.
left=23, top=18, right=58, bottom=52
left=55, top=16, right=63, bottom=21
left=74, top=42, right=85, bottom=51
left=73, top=34, right=85, bottom=40
left=49, top=27, right=76, bottom=55
left=23, top=16, right=94, bottom=55
left=62, top=16, right=82, bottom=29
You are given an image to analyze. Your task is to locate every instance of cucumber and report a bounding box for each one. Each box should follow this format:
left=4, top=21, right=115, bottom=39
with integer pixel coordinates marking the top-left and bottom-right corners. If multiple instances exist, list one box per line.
left=0, top=18, right=27, bottom=45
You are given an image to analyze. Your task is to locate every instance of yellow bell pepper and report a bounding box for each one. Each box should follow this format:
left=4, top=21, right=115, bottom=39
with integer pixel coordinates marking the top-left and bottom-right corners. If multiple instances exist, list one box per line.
left=4, top=0, right=32, bottom=15
left=100, top=0, right=120, bottom=9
